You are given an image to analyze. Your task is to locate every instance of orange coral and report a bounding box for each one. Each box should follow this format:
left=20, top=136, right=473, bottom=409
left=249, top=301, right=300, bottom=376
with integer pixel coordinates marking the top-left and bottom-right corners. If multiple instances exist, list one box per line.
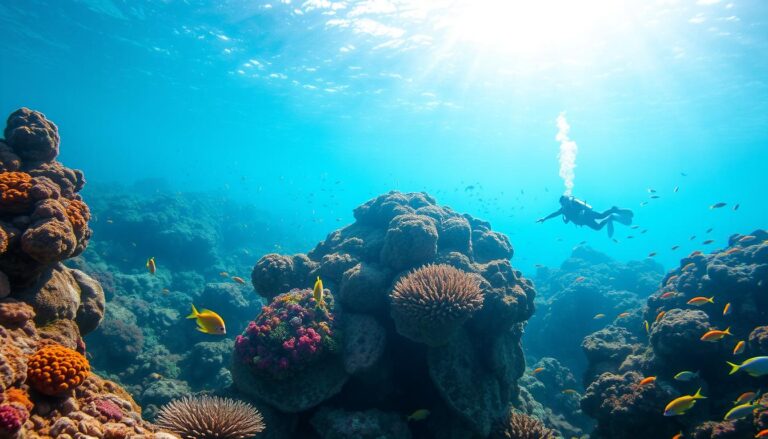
left=64, top=199, right=90, bottom=235
left=0, top=172, right=33, bottom=213
left=4, top=388, right=33, bottom=411
left=26, top=344, right=90, bottom=395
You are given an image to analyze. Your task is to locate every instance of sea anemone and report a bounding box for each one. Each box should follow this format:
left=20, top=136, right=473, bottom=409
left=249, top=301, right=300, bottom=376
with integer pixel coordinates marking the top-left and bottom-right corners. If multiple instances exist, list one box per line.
left=155, top=395, right=265, bottom=439
left=491, top=411, right=557, bottom=439
left=390, top=263, right=484, bottom=345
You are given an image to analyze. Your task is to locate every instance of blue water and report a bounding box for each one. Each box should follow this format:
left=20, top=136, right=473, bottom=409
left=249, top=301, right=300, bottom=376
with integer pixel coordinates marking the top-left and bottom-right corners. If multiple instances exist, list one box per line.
left=1, top=0, right=766, bottom=272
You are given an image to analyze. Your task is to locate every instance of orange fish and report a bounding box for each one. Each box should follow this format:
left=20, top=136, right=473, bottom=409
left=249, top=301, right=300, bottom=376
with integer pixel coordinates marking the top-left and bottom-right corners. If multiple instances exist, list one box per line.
left=219, top=271, right=229, bottom=278
left=617, top=312, right=631, bottom=319
left=672, top=432, right=683, bottom=439
left=687, top=296, right=714, bottom=306
left=660, top=292, right=677, bottom=299
left=574, top=276, right=586, bottom=283
left=639, top=376, right=657, bottom=386
left=691, top=250, right=703, bottom=256
left=701, top=327, right=732, bottom=342
left=723, top=248, right=741, bottom=256
left=733, top=340, right=745, bottom=355
left=532, top=367, right=544, bottom=375
left=735, top=391, right=758, bottom=405
left=756, top=429, right=768, bottom=438
left=146, top=257, right=156, bottom=275
left=723, top=303, right=732, bottom=316
left=655, top=311, right=666, bottom=323
left=231, top=276, right=246, bottom=285
left=682, top=263, right=696, bottom=271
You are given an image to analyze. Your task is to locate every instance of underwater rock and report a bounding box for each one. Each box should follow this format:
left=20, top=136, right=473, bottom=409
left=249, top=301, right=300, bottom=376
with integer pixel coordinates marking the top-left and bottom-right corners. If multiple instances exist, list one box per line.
left=4, top=107, right=60, bottom=163
left=580, top=230, right=768, bottom=438
left=526, top=246, right=662, bottom=376
left=243, top=191, right=534, bottom=437
left=581, top=325, right=641, bottom=385
left=310, top=407, right=411, bottom=439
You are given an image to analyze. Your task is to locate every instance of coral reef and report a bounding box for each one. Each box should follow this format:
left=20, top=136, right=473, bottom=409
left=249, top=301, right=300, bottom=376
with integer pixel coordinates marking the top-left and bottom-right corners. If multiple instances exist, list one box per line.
left=245, top=191, right=537, bottom=437
left=155, top=395, right=265, bottom=439
left=525, top=245, right=663, bottom=377
left=490, top=410, right=558, bottom=439
left=581, top=230, right=768, bottom=438
left=0, top=109, right=177, bottom=438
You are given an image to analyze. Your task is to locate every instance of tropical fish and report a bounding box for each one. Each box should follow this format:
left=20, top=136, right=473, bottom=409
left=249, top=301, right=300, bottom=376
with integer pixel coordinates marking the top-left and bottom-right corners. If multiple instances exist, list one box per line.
left=648, top=252, right=657, bottom=257
left=186, top=305, right=226, bottom=335
left=562, top=389, right=579, bottom=395
left=645, top=320, right=650, bottom=334
left=701, top=327, right=732, bottom=342
left=710, top=202, right=727, bottom=209
left=682, top=263, right=696, bottom=271
left=407, top=409, right=430, bottom=422
left=162, top=288, right=170, bottom=295
left=648, top=188, right=657, bottom=193
left=666, top=276, right=679, bottom=285
left=313, top=276, right=325, bottom=304
left=574, top=276, right=586, bottom=283
left=728, top=357, right=768, bottom=377
left=739, top=235, right=756, bottom=243
left=691, top=250, right=703, bottom=256
left=671, top=245, right=680, bottom=250
left=756, top=429, right=768, bottom=438
left=650, top=195, right=660, bottom=199
left=706, top=228, right=713, bottom=233
left=723, top=248, right=741, bottom=255
left=733, top=203, right=740, bottom=211
left=674, top=371, right=699, bottom=382
left=640, top=201, right=648, bottom=207
left=231, top=276, right=246, bottom=285
left=674, top=186, right=679, bottom=193
left=631, top=225, right=640, bottom=229
left=660, top=292, right=677, bottom=299
left=639, top=376, right=657, bottom=386
left=655, top=311, right=666, bottom=323
left=664, top=388, right=706, bottom=416
left=687, top=296, right=714, bottom=306
left=724, top=401, right=764, bottom=420
left=702, top=240, right=714, bottom=245
left=723, top=303, right=732, bottom=316
left=734, top=391, right=758, bottom=405
left=532, top=367, right=545, bottom=375
left=593, top=313, right=606, bottom=319
left=617, top=312, right=630, bottom=319
left=146, top=257, right=156, bottom=275
left=219, top=271, right=229, bottom=277
left=690, top=235, right=697, bottom=241
left=672, top=432, right=683, bottom=439
left=148, top=372, right=163, bottom=380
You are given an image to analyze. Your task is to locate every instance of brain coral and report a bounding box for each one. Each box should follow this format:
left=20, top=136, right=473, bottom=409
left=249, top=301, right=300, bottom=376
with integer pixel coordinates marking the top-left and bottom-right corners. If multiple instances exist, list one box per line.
left=4, top=107, right=60, bottom=163
left=390, top=263, right=484, bottom=346
left=0, top=171, right=33, bottom=213
left=26, top=344, right=90, bottom=395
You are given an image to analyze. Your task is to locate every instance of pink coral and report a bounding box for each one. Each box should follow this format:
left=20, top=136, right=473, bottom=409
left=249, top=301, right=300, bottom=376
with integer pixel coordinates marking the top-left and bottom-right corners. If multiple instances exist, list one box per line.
left=94, top=398, right=123, bottom=421
left=235, top=288, right=339, bottom=378
left=0, top=404, right=27, bottom=434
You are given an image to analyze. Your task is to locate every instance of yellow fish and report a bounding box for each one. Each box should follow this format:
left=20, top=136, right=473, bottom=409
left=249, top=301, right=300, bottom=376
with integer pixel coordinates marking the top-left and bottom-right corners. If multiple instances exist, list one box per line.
left=733, top=340, right=745, bottom=355
left=644, top=320, right=650, bottom=334
left=146, top=257, right=156, bottom=275
left=724, top=401, right=764, bottom=420
left=313, top=276, right=325, bottom=304
left=687, top=296, right=714, bottom=306
left=186, top=305, right=226, bottom=335
left=664, top=388, right=706, bottom=416
left=231, top=276, right=246, bottom=285
left=407, top=409, right=430, bottom=422
left=562, top=389, right=579, bottom=395
left=701, top=327, right=731, bottom=342
left=532, top=367, right=545, bottom=375
left=723, top=303, right=732, bottom=316
left=593, top=313, right=606, bottom=319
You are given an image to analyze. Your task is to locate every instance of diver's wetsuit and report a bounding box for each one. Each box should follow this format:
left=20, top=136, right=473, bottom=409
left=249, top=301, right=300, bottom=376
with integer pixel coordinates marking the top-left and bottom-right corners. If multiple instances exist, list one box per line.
left=537, top=196, right=633, bottom=237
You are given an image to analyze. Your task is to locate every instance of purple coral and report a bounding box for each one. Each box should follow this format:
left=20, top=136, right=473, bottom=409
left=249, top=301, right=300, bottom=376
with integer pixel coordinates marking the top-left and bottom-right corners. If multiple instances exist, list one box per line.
left=235, top=288, right=339, bottom=378
left=0, top=404, right=27, bottom=434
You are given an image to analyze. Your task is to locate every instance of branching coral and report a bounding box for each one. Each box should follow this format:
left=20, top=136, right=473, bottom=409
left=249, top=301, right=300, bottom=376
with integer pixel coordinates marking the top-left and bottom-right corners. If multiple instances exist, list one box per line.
left=26, top=344, right=90, bottom=395
left=235, top=288, right=339, bottom=378
left=155, top=395, right=265, bottom=439
left=390, top=263, right=484, bottom=345
left=0, top=171, right=33, bottom=213
left=491, top=411, right=558, bottom=439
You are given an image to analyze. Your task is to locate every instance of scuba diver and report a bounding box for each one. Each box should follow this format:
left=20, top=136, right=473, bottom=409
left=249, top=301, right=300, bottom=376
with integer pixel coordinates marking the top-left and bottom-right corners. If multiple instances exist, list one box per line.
left=537, top=195, right=634, bottom=238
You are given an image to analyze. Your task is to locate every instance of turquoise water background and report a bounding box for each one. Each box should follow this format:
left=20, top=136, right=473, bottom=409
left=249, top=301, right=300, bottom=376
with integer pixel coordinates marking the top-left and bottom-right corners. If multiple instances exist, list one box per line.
left=1, top=0, right=766, bottom=272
